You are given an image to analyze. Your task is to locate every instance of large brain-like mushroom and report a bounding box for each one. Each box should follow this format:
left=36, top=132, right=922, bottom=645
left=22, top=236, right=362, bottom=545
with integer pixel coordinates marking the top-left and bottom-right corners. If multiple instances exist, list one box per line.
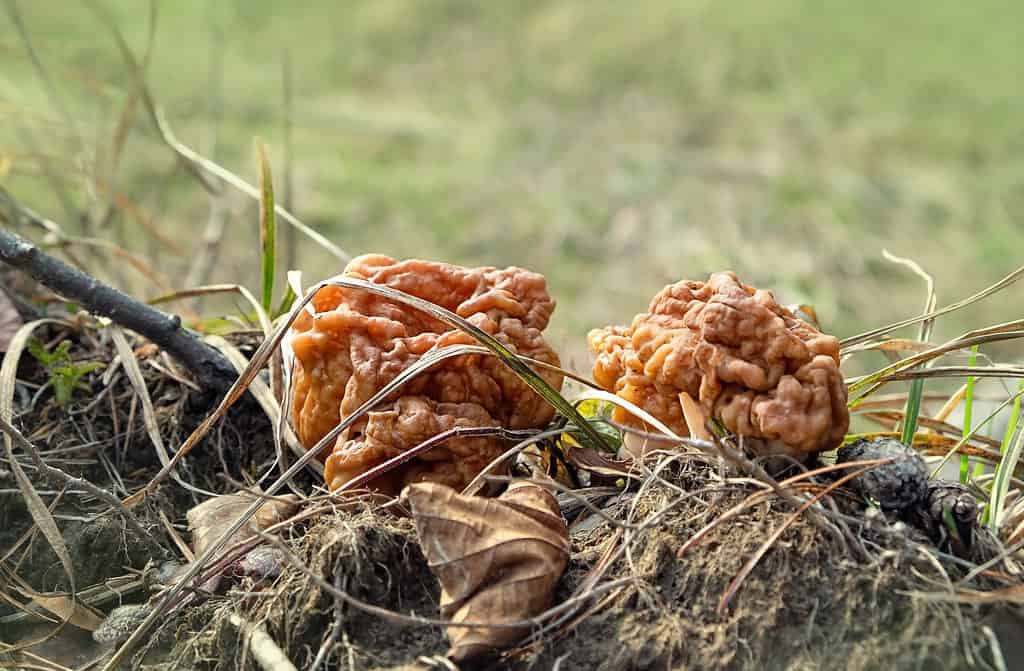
left=288, top=254, right=563, bottom=493
left=588, top=271, right=848, bottom=456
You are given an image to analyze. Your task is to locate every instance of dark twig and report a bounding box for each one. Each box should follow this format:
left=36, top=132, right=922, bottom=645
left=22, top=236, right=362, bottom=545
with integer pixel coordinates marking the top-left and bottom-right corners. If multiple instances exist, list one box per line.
left=0, top=191, right=237, bottom=392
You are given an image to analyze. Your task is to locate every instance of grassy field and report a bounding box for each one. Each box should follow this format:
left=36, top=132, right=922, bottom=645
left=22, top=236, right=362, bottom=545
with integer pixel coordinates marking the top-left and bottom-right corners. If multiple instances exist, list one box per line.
left=2, top=0, right=1022, bottom=366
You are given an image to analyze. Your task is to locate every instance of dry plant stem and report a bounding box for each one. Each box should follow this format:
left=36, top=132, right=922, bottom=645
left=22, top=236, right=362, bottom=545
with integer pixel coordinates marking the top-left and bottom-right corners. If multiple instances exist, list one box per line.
left=0, top=416, right=163, bottom=553
left=0, top=223, right=236, bottom=392
left=226, top=613, right=299, bottom=671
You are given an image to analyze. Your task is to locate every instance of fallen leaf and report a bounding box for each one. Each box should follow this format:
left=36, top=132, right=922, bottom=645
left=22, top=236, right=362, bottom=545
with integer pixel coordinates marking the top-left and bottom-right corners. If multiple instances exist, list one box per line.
left=12, top=587, right=105, bottom=631
left=186, top=490, right=299, bottom=557
left=0, top=288, right=23, bottom=352
left=404, top=481, right=570, bottom=662
left=564, top=444, right=633, bottom=478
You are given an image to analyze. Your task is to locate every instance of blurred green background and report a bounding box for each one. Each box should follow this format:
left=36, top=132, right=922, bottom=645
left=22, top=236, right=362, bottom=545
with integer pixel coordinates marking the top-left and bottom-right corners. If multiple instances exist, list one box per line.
left=2, top=0, right=1022, bottom=368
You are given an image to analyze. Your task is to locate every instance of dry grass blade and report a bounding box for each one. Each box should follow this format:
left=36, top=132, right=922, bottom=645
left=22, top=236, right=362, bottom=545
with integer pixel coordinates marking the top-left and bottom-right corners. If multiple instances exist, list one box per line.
left=41, top=235, right=174, bottom=292
left=934, top=384, right=970, bottom=424
left=843, top=338, right=937, bottom=356
left=869, top=365, right=1024, bottom=385
left=570, top=389, right=680, bottom=439
left=3, top=0, right=82, bottom=163
left=342, top=425, right=540, bottom=497
left=0, top=319, right=78, bottom=651
left=0, top=288, right=24, bottom=351
left=107, top=0, right=156, bottom=172
left=10, top=583, right=104, bottom=631
left=841, top=264, right=1024, bottom=348
left=3, top=649, right=74, bottom=671
left=149, top=284, right=272, bottom=336
left=882, top=250, right=936, bottom=444
left=92, top=182, right=183, bottom=256
left=847, top=330, right=1024, bottom=395
left=108, top=324, right=215, bottom=498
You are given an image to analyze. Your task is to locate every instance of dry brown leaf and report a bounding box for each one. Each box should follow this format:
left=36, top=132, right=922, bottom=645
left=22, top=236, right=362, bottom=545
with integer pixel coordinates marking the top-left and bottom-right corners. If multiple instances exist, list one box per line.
left=404, top=481, right=570, bottom=662
left=186, top=490, right=299, bottom=557
left=0, top=288, right=23, bottom=352
left=11, top=583, right=105, bottom=631
left=29, top=593, right=105, bottom=631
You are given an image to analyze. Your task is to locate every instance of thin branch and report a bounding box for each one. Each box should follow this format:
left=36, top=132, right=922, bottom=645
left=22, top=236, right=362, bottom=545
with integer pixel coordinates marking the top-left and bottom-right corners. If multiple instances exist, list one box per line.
left=0, top=191, right=237, bottom=392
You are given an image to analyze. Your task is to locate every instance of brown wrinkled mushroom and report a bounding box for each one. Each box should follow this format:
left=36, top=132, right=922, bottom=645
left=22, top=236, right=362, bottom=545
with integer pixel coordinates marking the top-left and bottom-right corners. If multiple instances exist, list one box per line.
left=288, top=254, right=563, bottom=493
left=588, top=271, right=848, bottom=458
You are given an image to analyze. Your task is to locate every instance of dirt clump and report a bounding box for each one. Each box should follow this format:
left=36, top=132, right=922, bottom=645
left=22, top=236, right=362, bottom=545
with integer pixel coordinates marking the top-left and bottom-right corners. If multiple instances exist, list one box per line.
left=166, top=503, right=446, bottom=671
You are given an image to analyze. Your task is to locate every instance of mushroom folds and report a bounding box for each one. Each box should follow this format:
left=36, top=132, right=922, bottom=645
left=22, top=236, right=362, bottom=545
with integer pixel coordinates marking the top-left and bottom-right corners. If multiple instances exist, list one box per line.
left=288, top=254, right=563, bottom=493
left=588, top=271, right=848, bottom=457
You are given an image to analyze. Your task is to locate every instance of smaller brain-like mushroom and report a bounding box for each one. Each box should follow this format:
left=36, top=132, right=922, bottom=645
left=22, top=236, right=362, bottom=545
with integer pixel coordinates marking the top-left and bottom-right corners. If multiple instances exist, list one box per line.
left=588, top=271, right=848, bottom=457
left=287, top=254, right=563, bottom=494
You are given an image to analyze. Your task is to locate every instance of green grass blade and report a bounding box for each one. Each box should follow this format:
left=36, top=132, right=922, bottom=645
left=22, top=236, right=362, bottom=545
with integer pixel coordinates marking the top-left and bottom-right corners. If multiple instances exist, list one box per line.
left=980, top=379, right=1024, bottom=524
left=901, top=378, right=924, bottom=446
left=989, top=390, right=1024, bottom=534
left=1001, top=381, right=1024, bottom=454
left=256, top=139, right=276, bottom=313
left=929, top=386, right=1024, bottom=480
left=889, top=251, right=934, bottom=448
left=961, top=344, right=980, bottom=482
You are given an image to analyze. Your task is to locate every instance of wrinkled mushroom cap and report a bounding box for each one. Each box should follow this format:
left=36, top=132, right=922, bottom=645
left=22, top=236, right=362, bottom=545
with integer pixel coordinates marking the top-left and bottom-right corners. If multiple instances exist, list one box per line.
left=288, top=255, right=563, bottom=493
left=588, top=271, right=848, bottom=456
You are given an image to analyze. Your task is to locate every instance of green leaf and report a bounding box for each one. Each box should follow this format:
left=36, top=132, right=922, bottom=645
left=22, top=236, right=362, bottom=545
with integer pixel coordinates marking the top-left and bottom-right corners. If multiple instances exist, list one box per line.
left=52, top=375, right=74, bottom=406
left=989, top=384, right=1024, bottom=533
left=28, top=337, right=104, bottom=407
